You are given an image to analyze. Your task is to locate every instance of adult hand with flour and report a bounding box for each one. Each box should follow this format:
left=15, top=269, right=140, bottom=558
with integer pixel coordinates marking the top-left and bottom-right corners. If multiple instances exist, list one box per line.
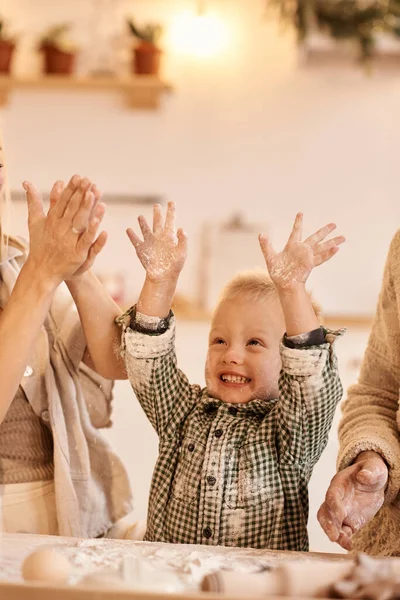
left=317, top=227, right=400, bottom=556
left=318, top=451, right=388, bottom=551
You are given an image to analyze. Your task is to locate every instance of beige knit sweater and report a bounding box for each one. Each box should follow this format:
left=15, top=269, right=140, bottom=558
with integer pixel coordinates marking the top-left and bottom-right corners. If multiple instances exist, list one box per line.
left=338, top=229, right=400, bottom=556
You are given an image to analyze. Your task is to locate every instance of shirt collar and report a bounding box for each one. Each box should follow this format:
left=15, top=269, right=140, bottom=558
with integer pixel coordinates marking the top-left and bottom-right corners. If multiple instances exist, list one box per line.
left=200, top=388, right=277, bottom=416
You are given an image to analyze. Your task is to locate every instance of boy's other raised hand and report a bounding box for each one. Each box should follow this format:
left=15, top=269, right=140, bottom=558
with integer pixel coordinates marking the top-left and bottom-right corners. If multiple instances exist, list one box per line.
left=127, top=202, right=188, bottom=284
left=259, top=213, right=345, bottom=291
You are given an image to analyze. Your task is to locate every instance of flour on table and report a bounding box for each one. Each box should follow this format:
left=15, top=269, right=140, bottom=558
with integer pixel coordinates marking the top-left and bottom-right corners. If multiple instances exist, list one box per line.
left=0, top=535, right=273, bottom=590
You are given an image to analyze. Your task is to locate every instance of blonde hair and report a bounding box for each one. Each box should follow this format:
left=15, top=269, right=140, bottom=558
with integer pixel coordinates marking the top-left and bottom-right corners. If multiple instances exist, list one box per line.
left=0, top=135, right=11, bottom=263
left=216, top=269, right=322, bottom=320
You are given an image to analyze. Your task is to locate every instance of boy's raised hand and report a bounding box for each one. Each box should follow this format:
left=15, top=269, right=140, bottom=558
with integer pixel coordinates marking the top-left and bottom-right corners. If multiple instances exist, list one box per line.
left=127, top=202, right=187, bottom=319
left=127, top=201, right=188, bottom=283
left=259, top=213, right=345, bottom=290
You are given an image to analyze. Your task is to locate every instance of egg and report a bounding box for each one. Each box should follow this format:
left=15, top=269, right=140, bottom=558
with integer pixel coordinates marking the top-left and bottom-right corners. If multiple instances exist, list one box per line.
left=22, top=547, right=71, bottom=584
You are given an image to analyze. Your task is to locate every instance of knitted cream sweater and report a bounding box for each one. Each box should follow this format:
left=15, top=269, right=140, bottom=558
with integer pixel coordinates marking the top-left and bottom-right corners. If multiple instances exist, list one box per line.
left=338, top=229, right=400, bottom=556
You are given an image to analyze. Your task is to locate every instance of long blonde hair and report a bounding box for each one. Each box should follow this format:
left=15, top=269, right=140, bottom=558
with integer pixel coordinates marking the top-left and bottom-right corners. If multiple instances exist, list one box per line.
left=0, top=139, right=11, bottom=262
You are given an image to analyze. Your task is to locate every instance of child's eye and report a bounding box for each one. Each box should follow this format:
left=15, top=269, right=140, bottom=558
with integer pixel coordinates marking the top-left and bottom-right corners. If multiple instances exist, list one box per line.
left=247, top=339, right=262, bottom=346
left=213, top=338, right=226, bottom=345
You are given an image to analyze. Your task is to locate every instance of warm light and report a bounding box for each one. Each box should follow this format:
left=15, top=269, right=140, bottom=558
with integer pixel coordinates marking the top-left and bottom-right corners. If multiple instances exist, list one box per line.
left=169, top=11, right=229, bottom=58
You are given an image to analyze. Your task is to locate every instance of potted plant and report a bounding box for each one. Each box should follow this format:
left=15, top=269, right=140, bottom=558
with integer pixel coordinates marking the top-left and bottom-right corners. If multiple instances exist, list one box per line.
left=127, top=19, right=163, bottom=75
left=39, top=24, right=78, bottom=75
left=0, top=19, right=16, bottom=74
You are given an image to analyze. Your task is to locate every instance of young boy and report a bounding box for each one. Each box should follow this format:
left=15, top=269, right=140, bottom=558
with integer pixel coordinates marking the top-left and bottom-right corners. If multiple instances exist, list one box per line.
left=117, top=203, right=345, bottom=550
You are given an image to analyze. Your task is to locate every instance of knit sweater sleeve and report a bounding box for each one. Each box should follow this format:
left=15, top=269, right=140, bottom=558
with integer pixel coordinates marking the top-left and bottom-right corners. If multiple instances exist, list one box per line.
left=338, top=230, right=400, bottom=504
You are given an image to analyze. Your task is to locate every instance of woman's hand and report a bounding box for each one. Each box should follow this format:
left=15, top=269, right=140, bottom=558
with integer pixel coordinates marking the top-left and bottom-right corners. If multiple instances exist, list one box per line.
left=24, top=175, right=106, bottom=286
left=318, top=452, right=388, bottom=550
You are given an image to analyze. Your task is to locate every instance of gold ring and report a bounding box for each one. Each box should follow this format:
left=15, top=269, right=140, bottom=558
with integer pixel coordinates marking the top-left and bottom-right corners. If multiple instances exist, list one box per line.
left=72, top=226, right=85, bottom=235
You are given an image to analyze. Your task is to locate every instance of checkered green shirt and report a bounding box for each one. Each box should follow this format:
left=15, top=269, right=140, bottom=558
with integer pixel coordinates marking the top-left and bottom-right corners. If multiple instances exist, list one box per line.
left=118, top=310, right=343, bottom=551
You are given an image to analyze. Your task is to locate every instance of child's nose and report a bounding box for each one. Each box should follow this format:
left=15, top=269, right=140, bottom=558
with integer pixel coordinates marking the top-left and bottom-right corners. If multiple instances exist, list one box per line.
left=222, top=347, right=244, bottom=365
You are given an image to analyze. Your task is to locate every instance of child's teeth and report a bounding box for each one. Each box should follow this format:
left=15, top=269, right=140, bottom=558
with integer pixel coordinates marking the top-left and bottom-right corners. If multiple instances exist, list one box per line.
left=222, top=375, right=249, bottom=383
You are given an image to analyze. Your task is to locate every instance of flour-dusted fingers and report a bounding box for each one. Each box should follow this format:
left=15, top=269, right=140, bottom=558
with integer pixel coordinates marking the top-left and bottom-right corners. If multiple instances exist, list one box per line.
left=138, top=214, right=152, bottom=240
left=258, top=233, right=276, bottom=265
left=130, top=202, right=187, bottom=283
left=153, top=204, right=163, bottom=234
left=337, top=525, right=353, bottom=551
left=315, top=235, right=346, bottom=255
left=177, top=228, right=188, bottom=257
left=287, top=212, right=303, bottom=244
left=304, top=222, right=337, bottom=247
left=318, top=457, right=387, bottom=549
left=126, top=227, right=143, bottom=251
left=317, top=482, right=348, bottom=543
left=314, top=235, right=345, bottom=266
left=164, top=201, right=176, bottom=232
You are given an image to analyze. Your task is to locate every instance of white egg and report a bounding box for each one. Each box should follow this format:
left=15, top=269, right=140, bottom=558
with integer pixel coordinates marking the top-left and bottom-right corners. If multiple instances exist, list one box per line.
left=22, top=547, right=71, bottom=583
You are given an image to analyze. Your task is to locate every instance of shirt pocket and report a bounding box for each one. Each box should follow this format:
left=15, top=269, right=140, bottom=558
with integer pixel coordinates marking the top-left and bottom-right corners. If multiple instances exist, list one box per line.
left=170, top=438, right=205, bottom=504
left=226, top=443, right=276, bottom=509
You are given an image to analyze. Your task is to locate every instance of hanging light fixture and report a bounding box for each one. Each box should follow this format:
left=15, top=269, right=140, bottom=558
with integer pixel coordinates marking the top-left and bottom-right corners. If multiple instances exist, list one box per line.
left=170, top=0, right=229, bottom=58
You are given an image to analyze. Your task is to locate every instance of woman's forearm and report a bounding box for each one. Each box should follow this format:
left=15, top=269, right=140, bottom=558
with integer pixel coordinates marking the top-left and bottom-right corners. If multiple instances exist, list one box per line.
left=0, top=259, right=57, bottom=424
left=66, top=271, right=127, bottom=380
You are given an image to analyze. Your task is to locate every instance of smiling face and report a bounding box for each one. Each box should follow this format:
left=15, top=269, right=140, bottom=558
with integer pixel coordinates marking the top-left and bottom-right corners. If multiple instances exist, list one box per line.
left=205, top=294, right=285, bottom=404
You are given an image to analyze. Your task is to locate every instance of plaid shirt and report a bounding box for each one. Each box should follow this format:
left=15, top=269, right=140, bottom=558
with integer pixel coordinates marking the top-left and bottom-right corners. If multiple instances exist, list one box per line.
left=118, top=309, right=343, bottom=551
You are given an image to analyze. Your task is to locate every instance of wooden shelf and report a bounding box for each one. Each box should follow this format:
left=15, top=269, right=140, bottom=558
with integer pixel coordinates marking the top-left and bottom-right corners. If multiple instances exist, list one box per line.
left=0, top=75, right=172, bottom=109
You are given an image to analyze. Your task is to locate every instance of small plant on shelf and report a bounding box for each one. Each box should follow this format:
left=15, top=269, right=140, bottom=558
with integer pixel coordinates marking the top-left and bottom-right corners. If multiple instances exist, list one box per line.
left=39, top=23, right=79, bottom=75
left=127, top=19, right=163, bottom=75
left=0, top=19, right=16, bottom=74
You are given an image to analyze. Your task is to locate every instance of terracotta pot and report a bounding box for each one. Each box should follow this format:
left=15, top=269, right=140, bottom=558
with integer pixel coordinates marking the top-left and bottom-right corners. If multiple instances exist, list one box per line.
left=0, top=40, right=15, bottom=74
left=41, top=44, right=76, bottom=75
left=133, top=42, right=161, bottom=75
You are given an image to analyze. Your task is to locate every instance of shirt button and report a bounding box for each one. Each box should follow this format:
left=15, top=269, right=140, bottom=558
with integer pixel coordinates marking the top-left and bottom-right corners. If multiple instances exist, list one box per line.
left=188, top=443, right=195, bottom=452
left=203, top=527, right=212, bottom=539
left=228, top=407, right=238, bottom=416
left=214, top=429, right=223, bottom=438
left=204, top=404, right=217, bottom=414
left=41, top=410, right=50, bottom=422
left=207, top=476, right=216, bottom=486
left=23, top=366, right=33, bottom=377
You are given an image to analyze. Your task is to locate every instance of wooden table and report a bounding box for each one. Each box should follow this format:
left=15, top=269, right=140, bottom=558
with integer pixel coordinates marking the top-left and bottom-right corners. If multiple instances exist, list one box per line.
left=0, top=532, right=350, bottom=600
